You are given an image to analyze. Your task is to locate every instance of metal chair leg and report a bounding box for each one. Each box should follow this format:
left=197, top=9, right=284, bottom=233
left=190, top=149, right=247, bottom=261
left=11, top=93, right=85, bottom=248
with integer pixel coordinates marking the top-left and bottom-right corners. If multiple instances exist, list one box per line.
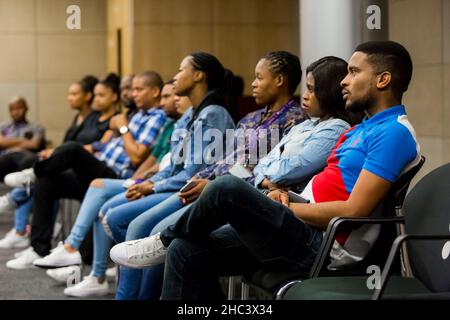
left=241, top=280, right=249, bottom=300
left=227, top=276, right=235, bottom=300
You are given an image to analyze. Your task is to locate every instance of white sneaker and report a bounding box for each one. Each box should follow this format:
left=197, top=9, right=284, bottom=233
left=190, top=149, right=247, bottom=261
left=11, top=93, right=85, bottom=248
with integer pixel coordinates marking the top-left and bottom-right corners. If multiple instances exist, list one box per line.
left=6, top=247, right=42, bottom=270
left=0, top=229, right=30, bottom=249
left=64, top=274, right=109, bottom=298
left=4, top=168, right=36, bottom=188
left=33, top=242, right=81, bottom=268
left=0, top=195, right=16, bottom=213
left=109, top=233, right=167, bottom=269
left=105, top=266, right=117, bottom=278
left=46, top=265, right=81, bottom=284
left=14, top=246, right=33, bottom=258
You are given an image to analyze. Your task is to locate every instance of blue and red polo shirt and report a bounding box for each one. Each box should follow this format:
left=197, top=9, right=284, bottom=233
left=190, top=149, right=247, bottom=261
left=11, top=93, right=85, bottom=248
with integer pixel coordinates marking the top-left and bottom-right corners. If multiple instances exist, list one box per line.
left=310, top=105, right=420, bottom=204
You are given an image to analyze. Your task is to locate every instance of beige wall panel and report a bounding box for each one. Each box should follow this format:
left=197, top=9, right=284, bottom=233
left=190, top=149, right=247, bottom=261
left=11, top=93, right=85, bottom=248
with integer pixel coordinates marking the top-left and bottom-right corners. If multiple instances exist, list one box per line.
left=444, top=65, right=450, bottom=137
left=402, top=65, right=443, bottom=137
left=134, top=24, right=213, bottom=76
left=443, top=0, right=450, bottom=64
left=389, top=0, right=442, bottom=65
left=0, top=0, right=35, bottom=33
left=135, top=0, right=212, bottom=25
left=0, top=35, right=36, bottom=82
left=444, top=138, right=450, bottom=164
left=213, top=0, right=297, bottom=25
left=38, top=34, right=106, bottom=81
left=213, top=25, right=298, bottom=94
left=412, top=137, right=444, bottom=185
left=107, top=0, right=133, bottom=74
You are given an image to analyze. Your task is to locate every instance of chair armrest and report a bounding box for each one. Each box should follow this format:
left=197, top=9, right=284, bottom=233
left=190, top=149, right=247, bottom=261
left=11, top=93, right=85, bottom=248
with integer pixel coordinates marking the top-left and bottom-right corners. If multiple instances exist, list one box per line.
left=309, top=216, right=405, bottom=278
left=373, top=234, right=450, bottom=300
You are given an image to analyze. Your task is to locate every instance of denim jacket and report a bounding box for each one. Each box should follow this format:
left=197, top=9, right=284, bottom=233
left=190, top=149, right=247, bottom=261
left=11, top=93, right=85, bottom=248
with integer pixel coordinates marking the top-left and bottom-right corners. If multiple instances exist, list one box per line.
left=150, top=105, right=235, bottom=193
left=253, top=118, right=350, bottom=187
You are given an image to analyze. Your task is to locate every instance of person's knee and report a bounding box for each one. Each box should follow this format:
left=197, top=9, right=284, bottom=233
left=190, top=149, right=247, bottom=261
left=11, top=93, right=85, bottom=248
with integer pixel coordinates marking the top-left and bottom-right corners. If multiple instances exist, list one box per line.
left=90, top=178, right=104, bottom=189
left=207, top=175, right=245, bottom=197
left=34, top=176, right=54, bottom=195
left=126, top=219, right=143, bottom=241
left=104, top=209, right=118, bottom=229
left=59, top=141, right=81, bottom=151
left=166, top=238, right=189, bottom=269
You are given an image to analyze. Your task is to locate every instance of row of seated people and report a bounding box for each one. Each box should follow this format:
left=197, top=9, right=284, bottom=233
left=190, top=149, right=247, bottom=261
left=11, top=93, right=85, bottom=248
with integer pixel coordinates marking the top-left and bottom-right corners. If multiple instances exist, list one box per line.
left=0, top=40, right=420, bottom=300
left=0, top=72, right=178, bottom=259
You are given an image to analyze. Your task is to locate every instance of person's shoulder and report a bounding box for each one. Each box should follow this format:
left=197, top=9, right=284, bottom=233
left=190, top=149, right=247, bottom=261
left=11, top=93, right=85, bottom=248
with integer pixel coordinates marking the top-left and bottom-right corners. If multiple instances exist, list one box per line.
left=323, top=118, right=351, bottom=130
left=200, top=104, right=226, bottom=113
left=200, top=104, right=233, bottom=120
left=27, top=121, right=45, bottom=131
left=86, top=111, right=101, bottom=122
left=373, top=114, right=417, bottom=141
left=152, top=108, right=167, bottom=118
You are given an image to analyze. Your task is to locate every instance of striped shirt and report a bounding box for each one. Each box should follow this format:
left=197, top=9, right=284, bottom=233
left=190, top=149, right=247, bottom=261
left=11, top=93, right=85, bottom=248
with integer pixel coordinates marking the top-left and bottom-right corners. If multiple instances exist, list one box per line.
left=96, top=108, right=166, bottom=177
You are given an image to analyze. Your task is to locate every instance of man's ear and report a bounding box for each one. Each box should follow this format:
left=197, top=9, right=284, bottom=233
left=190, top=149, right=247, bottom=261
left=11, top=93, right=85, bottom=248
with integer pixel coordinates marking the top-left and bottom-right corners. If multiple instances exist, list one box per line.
left=275, top=74, right=285, bottom=89
left=376, top=71, right=392, bottom=90
left=151, top=86, right=161, bottom=98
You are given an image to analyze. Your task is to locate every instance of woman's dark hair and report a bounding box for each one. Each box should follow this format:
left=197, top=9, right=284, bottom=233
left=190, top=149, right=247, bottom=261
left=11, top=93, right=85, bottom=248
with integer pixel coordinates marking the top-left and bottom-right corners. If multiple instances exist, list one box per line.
left=306, top=56, right=362, bottom=126
left=188, top=52, right=238, bottom=123
left=99, top=73, right=121, bottom=102
left=263, top=51, right=302, bottom=94
left=78, top=75, right=98, bottom=105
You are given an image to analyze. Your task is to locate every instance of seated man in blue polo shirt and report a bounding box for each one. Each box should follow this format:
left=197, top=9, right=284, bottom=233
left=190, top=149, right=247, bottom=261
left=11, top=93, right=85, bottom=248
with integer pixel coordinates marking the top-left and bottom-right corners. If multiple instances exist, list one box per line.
left=112, top=41, right=421, bottom=300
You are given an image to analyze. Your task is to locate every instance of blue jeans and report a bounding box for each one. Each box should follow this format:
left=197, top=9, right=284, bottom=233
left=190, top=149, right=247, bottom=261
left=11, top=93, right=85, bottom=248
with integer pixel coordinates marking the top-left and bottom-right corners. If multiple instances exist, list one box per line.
left=8, top=188, right=32, bottom=233
left=114, top=193, right=186, bottom=300
left=65, top=179, right=126, bottom=249
left=8, top=188, right=60, bottom=233
left=63, top=178, right=127, bottom=278
left=160, top=176, right=323, bottom=300
left=104, top=192, right=174, bottom=244
left=137, top=202, right=192, bottom=300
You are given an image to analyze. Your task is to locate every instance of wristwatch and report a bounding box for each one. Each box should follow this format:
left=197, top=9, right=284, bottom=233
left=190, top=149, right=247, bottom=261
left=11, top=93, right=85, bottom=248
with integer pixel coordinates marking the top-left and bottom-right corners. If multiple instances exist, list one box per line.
left=119, top=126, right=129, bottom=135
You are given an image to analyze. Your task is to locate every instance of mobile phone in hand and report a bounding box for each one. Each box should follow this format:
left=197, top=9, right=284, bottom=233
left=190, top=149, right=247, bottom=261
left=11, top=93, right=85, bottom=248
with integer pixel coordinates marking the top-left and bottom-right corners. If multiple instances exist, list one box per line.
left=288, top=190, right=310, bottom=203
left=179, top=180, right=198, bottom=193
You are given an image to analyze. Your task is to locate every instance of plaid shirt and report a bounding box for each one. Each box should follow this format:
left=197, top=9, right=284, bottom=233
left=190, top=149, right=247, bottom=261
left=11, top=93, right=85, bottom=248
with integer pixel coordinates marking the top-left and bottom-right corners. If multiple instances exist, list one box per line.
left=96, top=108, right=166, bottom=177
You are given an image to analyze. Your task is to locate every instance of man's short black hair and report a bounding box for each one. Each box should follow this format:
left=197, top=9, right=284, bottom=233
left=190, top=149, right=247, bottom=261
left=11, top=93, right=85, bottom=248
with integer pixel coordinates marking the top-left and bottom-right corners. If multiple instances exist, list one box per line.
left=355, top=41, right=413, bottom=99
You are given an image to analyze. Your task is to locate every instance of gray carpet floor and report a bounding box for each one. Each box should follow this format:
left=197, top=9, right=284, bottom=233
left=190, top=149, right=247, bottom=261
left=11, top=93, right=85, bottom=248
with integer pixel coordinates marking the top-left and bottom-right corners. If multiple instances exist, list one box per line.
left=0, top=211, right=115, bottom=300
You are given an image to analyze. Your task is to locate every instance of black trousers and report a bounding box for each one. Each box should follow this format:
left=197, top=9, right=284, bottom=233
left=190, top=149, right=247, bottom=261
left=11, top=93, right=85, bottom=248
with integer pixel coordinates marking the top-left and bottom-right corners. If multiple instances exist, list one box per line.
left=161, top=175, right=323, bottom=300
left=31, top=141, right=117, bottom=256
left=0, top=150, right=39, bottom=181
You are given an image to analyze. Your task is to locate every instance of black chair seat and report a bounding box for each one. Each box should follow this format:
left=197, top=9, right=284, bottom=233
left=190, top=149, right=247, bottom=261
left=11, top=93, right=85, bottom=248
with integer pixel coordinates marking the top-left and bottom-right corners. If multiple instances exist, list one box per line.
left=246, top=269, right=309, bottom=293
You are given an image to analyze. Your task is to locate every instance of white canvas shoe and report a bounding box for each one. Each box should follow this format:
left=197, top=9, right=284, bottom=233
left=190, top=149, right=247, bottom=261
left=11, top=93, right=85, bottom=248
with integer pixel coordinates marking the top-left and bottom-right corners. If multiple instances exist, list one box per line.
left=33, top=242, right=81, bottom=268
left=109, top=233, right=167, bottom=269
left=46, top=265, right=82, bottom=284
left=6, top=247, right=42, bottom=270
left=4, top=168, right=36, bottom=188
left=0, top=229, right=29, bottom=249
left=64, top=274, right=109, bottom=298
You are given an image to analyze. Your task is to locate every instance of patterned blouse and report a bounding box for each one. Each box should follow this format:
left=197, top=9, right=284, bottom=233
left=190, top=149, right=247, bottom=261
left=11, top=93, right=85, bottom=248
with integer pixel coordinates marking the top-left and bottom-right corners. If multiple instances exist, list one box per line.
left=196, top=99, right=308, bottom=180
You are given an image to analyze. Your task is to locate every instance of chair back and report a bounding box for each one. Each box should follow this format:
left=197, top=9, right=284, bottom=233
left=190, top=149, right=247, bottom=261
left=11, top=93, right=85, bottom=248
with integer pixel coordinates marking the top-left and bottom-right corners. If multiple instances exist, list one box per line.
left=403, top=162, right=450, bottom=292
